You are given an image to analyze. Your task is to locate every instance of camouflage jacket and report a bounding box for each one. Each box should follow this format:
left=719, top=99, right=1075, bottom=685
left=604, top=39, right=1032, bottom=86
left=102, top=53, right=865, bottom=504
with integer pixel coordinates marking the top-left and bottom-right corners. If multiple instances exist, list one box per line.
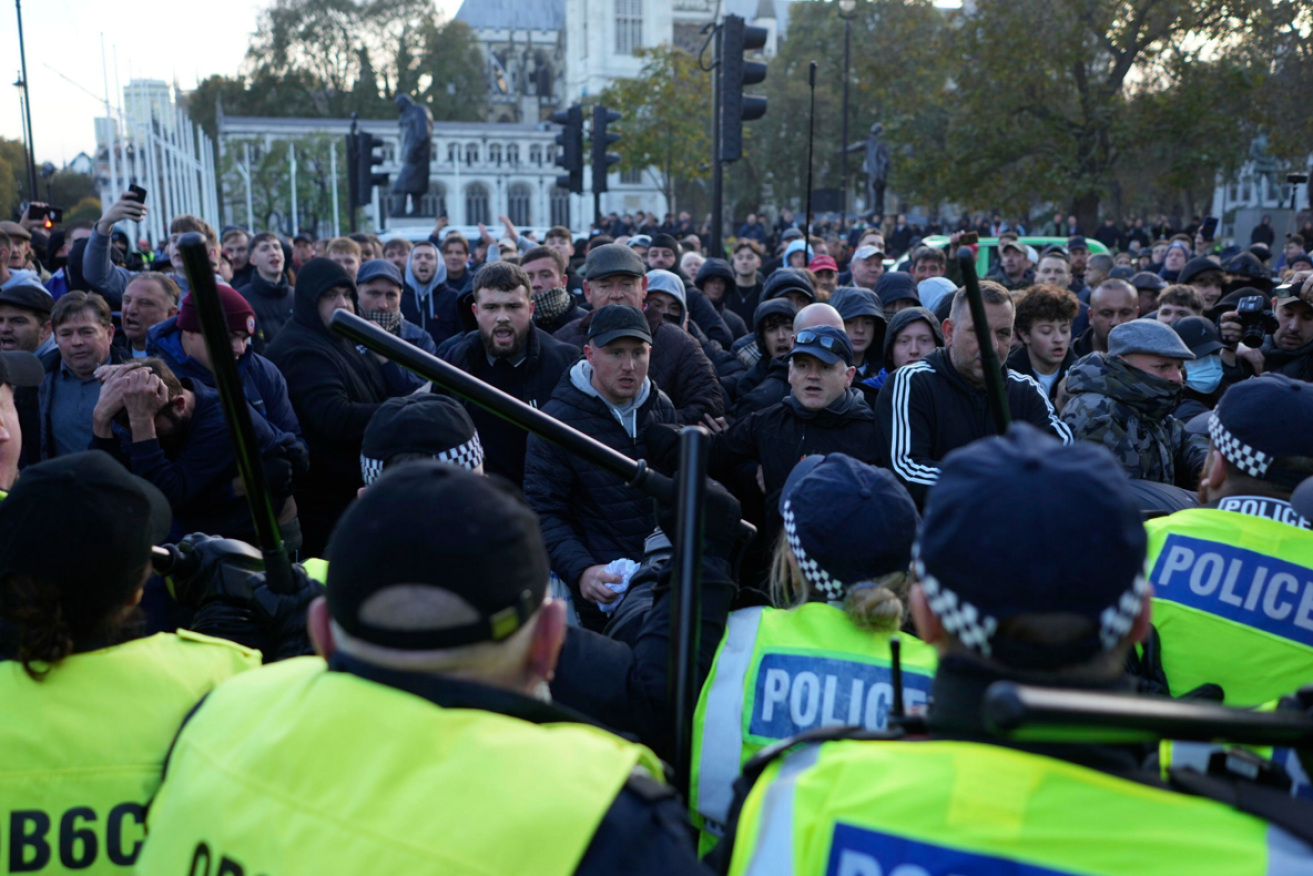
left=1060, top=353, right=1208, bottom=486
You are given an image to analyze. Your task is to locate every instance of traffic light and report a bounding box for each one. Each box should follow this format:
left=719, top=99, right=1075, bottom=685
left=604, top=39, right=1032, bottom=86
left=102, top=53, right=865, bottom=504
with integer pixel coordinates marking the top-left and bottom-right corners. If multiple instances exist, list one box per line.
left=345, top=132, right=360, bottom=214
left=552, top=104, right=584, bottom=195
left=352, top=131, right=389, bottom=210
left=591, top=105, right=622, bottom=195
left=720, top=14, right=768, bottom=163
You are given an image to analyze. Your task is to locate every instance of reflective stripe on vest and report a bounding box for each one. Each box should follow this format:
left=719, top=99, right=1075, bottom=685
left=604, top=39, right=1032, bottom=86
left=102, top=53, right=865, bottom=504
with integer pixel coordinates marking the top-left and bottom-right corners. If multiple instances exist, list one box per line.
left=0, top=631, right=260, bottom=874
left=1146, top=508, right=1313, bottom=706
left=691, top=605, right=937, bottom=829
left=137, top=656, right=663, bottom=876
left=730, top=740, right=1313, bottom=876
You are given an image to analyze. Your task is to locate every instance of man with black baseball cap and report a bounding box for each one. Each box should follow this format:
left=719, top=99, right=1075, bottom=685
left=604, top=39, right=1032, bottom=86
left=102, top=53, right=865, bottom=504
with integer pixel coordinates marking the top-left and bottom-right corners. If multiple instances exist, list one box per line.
left=0, top=277, right=54, bottom=355
left=138, top=463, right=713, bottom=876
left=1141, top=375, right=1313, bottom=706
left=723, top=425, right=1313, bottom=876
left=355, top=258, right=440, bottom=354
left=526, top=304, right=678, bottom=631
left=553, top=244, right=723, bottom=425
left=0, top=349, right=45, bottom=490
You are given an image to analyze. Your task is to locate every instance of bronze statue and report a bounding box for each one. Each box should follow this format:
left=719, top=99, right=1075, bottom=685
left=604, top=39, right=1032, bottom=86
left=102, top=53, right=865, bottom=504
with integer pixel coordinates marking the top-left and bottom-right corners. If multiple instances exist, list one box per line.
left=844, top=122, right=891, bottom=217
left=392, top=94, right=433, bottom=217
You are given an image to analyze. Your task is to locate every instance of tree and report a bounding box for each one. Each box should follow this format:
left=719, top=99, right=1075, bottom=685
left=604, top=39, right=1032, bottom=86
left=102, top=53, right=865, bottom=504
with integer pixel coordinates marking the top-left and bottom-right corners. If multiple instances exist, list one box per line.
left=220, top=136, right=350, bottom=236
left=921, top=0, right=1269, bottom=230
left=0, top=138, right=29, bottom=220
left=599, top=45, right=713, bottom=216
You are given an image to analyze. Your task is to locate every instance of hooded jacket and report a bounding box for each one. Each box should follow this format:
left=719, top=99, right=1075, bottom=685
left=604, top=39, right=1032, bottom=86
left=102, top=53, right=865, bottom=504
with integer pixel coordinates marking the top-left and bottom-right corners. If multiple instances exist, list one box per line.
left=264, top=259, right=410, bottom=541
left=732, top=297, right=797, bottom=417
left=400, top=247, right=462, bottom=347
left=876, top=347, right=1072, bottom=506
left=694, top=259, right=749, bottom=340
left=147, top=316, right=304, bottom=442
left=872, top=272, right=921, bottom=311
left=554, top=306, right=724, bottom=424
left=236, top=271, right=295, bottom=353
left=1060, top=353, right=1208, bottom=486
left=862, top=306, right=943, bottom=394
left=522, top=362, right=677, bottom=629
left=441, top=325, right=581, bottom=487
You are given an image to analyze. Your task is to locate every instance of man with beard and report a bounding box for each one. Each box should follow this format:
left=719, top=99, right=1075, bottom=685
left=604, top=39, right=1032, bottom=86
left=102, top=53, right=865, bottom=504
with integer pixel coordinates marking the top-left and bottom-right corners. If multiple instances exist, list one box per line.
left=443, top=262, right=579, bottom=488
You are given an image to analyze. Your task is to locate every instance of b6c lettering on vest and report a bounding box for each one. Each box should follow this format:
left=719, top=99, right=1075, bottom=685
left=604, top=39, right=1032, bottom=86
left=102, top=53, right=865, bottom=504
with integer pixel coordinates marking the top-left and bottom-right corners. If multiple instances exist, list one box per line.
left=3, top=803, right=143, bottom=871
left=1151, top=535, right=1313, bottom=647
left=749, top=654, right=931, bottom=740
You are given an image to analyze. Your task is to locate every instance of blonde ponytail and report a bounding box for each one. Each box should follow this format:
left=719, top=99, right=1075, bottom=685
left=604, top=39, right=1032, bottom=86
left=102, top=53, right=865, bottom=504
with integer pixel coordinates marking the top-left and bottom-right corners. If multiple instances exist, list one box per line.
left=767, top=530, right=911, bottom=632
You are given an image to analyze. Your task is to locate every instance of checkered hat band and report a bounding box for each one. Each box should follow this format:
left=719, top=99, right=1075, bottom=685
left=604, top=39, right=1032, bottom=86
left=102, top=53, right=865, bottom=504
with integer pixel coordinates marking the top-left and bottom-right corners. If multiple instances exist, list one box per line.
left=782, top=500, right=845, bottom=602
left=913, top=550, right=1149, bottom=658
left=359, top=433, right=485, bottom=486
left=1209, top=413, right=1272, bottom=479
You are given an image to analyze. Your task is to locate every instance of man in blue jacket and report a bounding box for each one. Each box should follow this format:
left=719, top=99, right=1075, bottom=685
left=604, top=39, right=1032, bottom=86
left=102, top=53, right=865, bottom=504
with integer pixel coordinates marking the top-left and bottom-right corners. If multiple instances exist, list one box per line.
left=146, top=282, right=304, bottom=445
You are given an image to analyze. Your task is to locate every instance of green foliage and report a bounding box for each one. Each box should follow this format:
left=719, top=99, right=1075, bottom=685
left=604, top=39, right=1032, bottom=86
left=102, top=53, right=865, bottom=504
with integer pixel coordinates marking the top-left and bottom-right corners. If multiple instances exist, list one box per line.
left=221, top=135, right=349, bottom=236
left=598, top=45, right=713, bottom=215
left=66, top=197, right=104, bottom=226
left=188, top=0, right=487, bottom=140
left=0, top=138, right=28, bottom=220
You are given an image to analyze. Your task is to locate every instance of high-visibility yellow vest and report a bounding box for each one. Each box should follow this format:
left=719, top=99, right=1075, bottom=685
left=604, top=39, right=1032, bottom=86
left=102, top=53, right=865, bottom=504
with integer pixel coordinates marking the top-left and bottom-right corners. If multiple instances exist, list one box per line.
left=730, top=739, right=1313, bottom=876
left=136, top=656, right=665, bottom=876
left=690, top=604, right=937, bottom=849
left=0, top=631, right=260, bottom=874
left=1146, top=502, right=1313, bottom=705
left=301, top=557, right=328, bottom=583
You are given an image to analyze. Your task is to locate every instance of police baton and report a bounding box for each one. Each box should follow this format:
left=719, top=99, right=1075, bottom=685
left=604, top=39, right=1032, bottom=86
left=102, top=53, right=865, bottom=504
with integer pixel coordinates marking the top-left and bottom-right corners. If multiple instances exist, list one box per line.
left=175, top=234, right=296, bottom=595
left=984, top=682, right=1313, bottom=747
left=956, top=247, right=1011, bottom=434
left=328, top=310, right=759, bottom=541
left=668, top=426, right=708, bottom=792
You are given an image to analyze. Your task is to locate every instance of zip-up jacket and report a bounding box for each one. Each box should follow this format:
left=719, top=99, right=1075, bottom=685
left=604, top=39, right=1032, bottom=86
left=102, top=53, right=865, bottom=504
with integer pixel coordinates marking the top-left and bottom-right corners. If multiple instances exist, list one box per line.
left=876, top=348, right=1072, bottom=505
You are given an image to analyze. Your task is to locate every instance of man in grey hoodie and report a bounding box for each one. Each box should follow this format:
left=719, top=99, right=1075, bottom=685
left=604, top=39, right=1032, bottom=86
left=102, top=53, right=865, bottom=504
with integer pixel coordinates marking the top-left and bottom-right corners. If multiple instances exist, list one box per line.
left=523, top=304, right=677, bottom=631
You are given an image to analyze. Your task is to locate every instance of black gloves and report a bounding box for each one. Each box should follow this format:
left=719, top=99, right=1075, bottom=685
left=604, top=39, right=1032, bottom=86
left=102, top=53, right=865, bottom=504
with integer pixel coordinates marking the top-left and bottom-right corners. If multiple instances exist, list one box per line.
left=168, top=533, right=321, bottom=661
left=656, top=475, right=745, bottom=564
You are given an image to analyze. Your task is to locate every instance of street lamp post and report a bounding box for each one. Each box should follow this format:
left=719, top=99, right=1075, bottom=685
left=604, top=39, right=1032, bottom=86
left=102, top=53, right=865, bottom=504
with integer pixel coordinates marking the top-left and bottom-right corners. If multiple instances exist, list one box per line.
left=14, top=0, right=38, bottom=200
left=838, top=0, right=858, bottom=222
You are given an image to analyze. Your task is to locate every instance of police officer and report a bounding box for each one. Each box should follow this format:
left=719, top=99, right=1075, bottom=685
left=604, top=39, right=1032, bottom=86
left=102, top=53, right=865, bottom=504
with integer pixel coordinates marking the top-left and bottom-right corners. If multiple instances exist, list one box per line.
left=0, top=451, right=262, bottom=875
left=689, top=454, right=937, bottom=852
left=137, top=462, right=715, bottom=876
left=722, top=425, right=1313, bottom=875
left=1140, top=374, right=1313, bottom=706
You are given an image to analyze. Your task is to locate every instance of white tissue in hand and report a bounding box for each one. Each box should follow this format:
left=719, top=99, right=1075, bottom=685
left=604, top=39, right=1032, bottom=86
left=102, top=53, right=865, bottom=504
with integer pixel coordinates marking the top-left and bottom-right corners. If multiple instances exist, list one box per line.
left=597, top=558, right=641, bottom=613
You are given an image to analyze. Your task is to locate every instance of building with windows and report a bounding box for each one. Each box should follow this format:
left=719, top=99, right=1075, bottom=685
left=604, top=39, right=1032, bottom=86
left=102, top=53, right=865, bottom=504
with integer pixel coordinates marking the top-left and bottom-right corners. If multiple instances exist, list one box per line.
left=214, top=114, right=662, bottom=234
left=123, top=79, right=176, bottom=135
left=455, top=0, right=567, bottom=125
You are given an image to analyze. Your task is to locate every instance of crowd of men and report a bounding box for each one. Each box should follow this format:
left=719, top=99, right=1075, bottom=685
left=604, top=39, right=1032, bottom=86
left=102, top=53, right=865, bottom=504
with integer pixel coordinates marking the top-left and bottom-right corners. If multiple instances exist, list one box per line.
left=3, top=190, right=1313, bottom=874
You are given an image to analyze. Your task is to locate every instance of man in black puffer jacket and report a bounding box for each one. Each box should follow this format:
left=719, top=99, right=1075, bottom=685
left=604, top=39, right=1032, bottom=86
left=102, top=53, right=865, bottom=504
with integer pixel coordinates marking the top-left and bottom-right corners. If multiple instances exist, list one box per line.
left=555, top=244, right=723, bottom=424
left=524, top=305, right=678, bottom=632
left=442, top=262, right=580, bottom=488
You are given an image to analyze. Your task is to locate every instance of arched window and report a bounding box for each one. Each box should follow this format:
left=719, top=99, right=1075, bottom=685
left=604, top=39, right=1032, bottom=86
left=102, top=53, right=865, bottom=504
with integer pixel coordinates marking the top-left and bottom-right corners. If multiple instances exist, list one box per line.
left=530, top=145, right=543, bottom=166
left=508, top=183, right=533, bottom=226
left=490, top=143, right=502, bottom=166
left=507, top=144, right=520, bottom=165
left=466, top=183, right=491, bottom=226
left=551, top=187, right=571, bottom=228
left=466, top=143, right=479, bottom=165
left=421, top=182, right=447, bottom=218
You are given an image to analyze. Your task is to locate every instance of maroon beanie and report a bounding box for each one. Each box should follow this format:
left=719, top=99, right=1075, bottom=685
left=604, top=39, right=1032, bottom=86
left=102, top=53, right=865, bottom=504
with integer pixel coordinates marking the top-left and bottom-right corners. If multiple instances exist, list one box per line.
left=177, top=284, right=257, bottom=336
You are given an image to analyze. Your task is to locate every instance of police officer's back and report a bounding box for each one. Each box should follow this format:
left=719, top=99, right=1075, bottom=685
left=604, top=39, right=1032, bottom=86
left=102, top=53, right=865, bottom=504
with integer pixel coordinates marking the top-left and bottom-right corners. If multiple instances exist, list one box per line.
left=722, top=426, right=1313, bottom=875
left=137, top=462, right=712, bottom=876
left=0, top=452, right=260, bottom=875
left=1141, top=375, right=1313, bottom=705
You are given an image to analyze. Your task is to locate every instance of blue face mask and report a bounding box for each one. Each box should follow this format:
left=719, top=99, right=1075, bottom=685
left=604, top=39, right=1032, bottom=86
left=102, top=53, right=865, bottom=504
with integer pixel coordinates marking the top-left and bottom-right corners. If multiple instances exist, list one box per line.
left=1185, top=354, right=1224, bottom=394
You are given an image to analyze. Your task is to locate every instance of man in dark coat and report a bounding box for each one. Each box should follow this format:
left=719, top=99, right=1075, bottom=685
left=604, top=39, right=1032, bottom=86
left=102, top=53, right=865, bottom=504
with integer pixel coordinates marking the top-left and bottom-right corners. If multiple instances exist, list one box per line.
left=236, top=231, right=295, bottom=352
left=265, top=258, right=421, bottom=555
left=694, top=257, right=749, bottom=340
left=555, top=244, right=723, bottom=424
left=442, top=261, right=579, bottom=488
left=524, top=305, right=678, bottom=632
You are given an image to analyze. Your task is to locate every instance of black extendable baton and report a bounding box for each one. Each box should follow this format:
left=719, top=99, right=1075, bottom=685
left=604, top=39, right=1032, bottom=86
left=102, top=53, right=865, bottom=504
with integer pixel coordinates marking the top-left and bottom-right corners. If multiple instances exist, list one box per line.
left=669, top=427, right=708, bottom=792
left=329, top=310, right=758, bottom=541
left=985, top=682, right=1313, bottom=748
left=177, top=234, right=296, bottom=594
left=956, top=247, right=1011, bottom=434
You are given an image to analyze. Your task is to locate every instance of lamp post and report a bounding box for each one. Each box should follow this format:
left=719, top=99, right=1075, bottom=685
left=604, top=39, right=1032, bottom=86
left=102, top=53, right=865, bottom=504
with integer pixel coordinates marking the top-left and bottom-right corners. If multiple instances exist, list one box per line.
left=838, top=0, right=858, bottom=222
left=12, top=73, right=37, bottom=202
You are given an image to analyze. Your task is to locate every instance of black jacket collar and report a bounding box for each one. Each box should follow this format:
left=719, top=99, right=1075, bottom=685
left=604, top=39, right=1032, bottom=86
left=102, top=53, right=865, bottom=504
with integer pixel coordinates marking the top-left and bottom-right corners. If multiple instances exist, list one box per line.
left=328, top=651, right=617, bottom=732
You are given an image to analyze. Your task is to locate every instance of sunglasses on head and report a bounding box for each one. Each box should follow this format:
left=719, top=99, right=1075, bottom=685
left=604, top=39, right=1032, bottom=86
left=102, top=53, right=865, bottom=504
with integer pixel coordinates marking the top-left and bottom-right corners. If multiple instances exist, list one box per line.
left=794, top=330, right=841, bottom=351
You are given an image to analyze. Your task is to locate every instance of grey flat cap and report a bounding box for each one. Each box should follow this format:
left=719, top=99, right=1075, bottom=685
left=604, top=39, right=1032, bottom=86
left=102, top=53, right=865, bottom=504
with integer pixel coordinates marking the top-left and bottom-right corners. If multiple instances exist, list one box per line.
left=584, top=243, right=646, bottom=280
left=1108, top=319, right=1195, bottom=360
